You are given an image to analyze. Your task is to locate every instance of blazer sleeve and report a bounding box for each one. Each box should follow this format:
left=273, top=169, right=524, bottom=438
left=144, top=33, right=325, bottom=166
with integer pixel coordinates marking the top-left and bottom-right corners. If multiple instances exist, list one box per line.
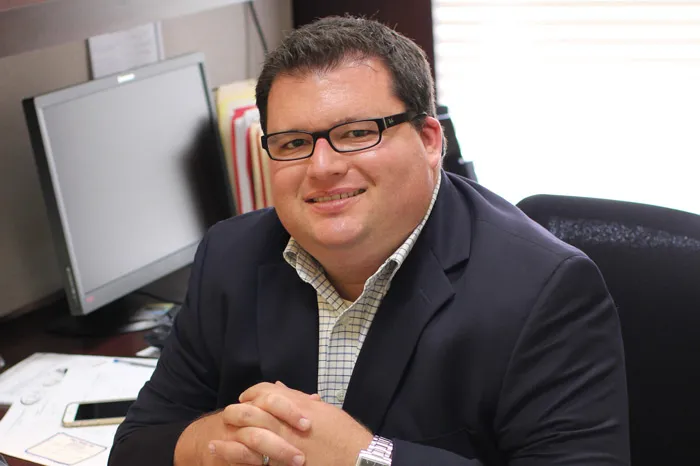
left=392, top=439, right=485, bottom=465
left=495, top=254, right=630, bottom=465
left=389, top=254, right=630, bottom=466
left=109, top=231, right=222, bottom=466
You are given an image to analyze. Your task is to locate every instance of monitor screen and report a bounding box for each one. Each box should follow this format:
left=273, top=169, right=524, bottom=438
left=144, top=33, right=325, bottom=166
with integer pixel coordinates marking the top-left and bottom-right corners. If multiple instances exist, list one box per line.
left=24, top=53, right=232, bottom=316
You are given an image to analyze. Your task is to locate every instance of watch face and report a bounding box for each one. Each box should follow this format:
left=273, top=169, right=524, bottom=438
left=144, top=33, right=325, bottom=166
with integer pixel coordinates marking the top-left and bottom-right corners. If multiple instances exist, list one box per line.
left=358, top=458, right=390, bottom=466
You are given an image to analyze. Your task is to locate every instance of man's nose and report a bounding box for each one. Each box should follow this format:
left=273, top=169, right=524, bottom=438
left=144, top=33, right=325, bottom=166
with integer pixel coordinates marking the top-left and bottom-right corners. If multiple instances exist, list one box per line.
left=306, top=137, right=348, bottom=179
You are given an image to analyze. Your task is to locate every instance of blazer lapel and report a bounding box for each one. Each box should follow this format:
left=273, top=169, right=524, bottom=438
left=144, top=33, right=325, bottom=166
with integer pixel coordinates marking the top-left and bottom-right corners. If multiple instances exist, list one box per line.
left=257, top=261, right=319, bottom=396
left=342, top=171, right=472, bottom=431
left=342, top=243, right=454, bottom=431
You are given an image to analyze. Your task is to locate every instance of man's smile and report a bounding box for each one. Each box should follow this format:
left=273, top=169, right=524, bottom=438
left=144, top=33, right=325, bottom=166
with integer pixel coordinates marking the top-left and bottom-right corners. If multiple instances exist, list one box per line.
left=306, top=189, right=366, bottom=203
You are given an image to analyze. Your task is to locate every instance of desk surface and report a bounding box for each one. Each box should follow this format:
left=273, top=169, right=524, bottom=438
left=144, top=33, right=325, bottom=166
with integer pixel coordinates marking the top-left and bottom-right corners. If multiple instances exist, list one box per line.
left=0, top=304, right=152, bottom=466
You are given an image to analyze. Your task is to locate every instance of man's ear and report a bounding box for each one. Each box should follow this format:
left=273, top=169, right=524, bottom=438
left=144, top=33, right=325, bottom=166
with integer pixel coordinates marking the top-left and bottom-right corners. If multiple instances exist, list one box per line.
left=419, top=116, right=444, bottom=169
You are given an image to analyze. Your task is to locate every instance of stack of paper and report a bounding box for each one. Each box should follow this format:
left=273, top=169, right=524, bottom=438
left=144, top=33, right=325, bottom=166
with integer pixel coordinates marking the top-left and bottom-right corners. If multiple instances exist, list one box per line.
left=0, top=353, right=155, bottom=466
left=215, top=81, right=273, bottom=215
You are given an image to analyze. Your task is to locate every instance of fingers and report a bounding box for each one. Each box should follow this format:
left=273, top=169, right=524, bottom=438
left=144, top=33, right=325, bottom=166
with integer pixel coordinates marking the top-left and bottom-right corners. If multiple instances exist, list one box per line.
left=239, top=384, right=311, bottom=431
left=209, top=440, right=262, bottom=465
left=210, top=428, right=305, bottom=466
left=223, top=403, right=283, bottom=432
left=275, top=381, right=322, bottom=401
left=241, top=382, right=313, bottom=404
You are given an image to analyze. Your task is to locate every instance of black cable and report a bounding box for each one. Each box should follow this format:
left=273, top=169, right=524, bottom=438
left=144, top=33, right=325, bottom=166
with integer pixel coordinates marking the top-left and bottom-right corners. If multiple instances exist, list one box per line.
left=247, top=1, right=269, bottom=55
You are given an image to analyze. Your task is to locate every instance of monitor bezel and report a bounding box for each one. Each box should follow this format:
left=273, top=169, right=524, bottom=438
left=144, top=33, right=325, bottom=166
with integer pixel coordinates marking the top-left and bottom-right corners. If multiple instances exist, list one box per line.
left=23, top=52, right=231, bottom=316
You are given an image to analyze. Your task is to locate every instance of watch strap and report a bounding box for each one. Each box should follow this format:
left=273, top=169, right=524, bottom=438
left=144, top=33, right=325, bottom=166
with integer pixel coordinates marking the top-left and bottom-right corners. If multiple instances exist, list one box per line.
left=366, top=435, right=393, bottom=462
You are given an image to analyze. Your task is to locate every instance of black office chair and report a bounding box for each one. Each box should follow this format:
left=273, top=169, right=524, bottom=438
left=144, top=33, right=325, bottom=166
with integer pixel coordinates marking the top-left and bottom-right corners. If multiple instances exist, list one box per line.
left=436, top=105, right=478, bottom=182
left=517, top=194, right=700, bottom=466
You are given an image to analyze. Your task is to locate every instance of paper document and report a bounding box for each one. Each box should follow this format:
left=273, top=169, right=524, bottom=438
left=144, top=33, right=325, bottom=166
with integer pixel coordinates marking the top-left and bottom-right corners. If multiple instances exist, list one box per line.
left=27, top=433, right=106, bottom=465
left=0, top=353, right=76, bottom=405
left=0, top=353, right=155, bottom=466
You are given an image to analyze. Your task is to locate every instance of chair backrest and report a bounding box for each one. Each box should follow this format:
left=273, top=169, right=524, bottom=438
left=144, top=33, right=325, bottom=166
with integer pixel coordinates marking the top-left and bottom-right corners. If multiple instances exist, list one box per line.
left=436, top=104, right=478, bottom=182
left=517, top=194, right=700, bottom=466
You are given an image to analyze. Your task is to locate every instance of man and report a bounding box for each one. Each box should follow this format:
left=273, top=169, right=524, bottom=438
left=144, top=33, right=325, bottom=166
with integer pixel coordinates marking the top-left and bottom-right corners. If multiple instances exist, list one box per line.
left=110, top=16, right=629, bottom=466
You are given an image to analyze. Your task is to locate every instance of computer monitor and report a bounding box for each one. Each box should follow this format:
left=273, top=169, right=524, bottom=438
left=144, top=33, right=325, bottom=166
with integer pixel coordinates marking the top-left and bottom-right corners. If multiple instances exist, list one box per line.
left=23, top=53, right=233, bottom=333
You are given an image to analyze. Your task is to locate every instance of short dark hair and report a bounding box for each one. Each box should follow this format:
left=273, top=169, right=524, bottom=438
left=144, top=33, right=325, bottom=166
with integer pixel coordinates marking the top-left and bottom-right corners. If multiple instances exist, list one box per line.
left=255, top=15, right=436, bottom=134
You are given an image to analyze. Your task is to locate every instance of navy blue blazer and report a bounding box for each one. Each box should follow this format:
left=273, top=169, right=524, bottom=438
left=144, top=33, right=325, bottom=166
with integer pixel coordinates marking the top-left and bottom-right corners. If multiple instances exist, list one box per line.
left=110, top=172, right=629, bottom=465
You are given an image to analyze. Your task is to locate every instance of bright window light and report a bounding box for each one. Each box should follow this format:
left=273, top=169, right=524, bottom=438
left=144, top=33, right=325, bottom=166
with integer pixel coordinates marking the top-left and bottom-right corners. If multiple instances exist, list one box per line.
left=434, top=0, right=700, bottom=215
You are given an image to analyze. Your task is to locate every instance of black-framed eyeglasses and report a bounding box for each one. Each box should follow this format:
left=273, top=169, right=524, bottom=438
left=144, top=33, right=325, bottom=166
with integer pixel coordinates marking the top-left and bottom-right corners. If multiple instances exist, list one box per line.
left=261, top=111, right=425, bottom=161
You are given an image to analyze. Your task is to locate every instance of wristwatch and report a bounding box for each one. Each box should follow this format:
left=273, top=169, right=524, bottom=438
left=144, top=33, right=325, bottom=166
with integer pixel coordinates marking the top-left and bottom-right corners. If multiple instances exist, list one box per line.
left=355, top=435, right=393, bottom=466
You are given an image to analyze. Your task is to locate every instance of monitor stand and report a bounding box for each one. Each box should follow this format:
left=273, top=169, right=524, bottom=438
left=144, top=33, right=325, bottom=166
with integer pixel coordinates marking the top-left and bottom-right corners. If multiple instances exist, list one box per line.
left=47, top=298, right=174, bottom=337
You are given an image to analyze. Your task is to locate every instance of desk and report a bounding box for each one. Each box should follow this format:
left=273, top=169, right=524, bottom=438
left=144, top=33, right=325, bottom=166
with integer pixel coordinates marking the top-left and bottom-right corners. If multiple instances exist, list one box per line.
left=0, top=304, right=153, bottom=466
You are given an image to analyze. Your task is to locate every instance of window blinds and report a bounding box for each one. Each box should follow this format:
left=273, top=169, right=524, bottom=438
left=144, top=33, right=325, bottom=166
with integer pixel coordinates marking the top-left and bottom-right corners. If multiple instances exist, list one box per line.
left=433, top=1, right=700, bottom=214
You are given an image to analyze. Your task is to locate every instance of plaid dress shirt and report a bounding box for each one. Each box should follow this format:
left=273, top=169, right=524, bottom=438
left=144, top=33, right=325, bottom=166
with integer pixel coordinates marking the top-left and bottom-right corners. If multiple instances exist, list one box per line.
left=283, top=176, right=441, bottom=407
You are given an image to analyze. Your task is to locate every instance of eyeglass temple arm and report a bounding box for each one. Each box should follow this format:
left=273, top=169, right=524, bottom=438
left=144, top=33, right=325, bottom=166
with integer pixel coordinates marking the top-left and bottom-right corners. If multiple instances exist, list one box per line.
left=381, top=111, right=426, bottom=130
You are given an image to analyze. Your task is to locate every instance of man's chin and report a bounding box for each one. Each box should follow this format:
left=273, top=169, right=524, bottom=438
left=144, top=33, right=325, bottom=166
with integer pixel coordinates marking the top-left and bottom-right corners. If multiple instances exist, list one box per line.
left=314, top=233, right=364, bottom=250
left=306, top=225, right=367, bottom=251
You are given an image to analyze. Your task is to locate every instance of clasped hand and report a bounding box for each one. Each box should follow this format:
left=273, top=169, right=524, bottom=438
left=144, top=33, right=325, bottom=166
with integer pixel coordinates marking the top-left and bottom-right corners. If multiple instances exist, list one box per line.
left=208, top=382, right=373, bottom=466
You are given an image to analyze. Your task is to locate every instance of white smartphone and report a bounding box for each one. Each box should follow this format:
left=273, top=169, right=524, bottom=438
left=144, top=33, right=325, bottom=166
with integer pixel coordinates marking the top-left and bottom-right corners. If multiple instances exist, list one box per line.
left=61, top=398, right=136, bottom=427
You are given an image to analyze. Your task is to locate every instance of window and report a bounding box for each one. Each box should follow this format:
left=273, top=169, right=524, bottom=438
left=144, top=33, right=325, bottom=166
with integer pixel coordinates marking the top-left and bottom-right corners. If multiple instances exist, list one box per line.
left=434, top=0, right=700, bottom=215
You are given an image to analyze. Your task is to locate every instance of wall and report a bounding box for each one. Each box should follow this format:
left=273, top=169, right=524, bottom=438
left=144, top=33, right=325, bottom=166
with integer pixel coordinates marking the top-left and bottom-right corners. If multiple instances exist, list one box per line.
left=292, top=0, right=435, bottom=77
left=0, top=0, right=292, bottom=318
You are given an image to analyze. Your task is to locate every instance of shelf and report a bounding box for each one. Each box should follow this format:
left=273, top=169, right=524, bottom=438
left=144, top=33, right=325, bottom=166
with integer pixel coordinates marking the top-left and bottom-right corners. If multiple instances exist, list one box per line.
left=0, top=0, right=247, bottom=59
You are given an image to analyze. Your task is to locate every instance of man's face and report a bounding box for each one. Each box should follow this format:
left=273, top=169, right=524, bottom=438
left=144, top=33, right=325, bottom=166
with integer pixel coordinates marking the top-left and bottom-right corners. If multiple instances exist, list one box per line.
left=266, top=58, right=442, bottom=257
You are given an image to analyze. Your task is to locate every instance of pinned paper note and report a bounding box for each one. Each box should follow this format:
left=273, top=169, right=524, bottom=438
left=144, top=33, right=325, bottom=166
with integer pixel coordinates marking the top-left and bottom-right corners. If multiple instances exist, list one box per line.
left=26, top=433, right=105, bottom=465
left=88, top=23, right=165, bottom=79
